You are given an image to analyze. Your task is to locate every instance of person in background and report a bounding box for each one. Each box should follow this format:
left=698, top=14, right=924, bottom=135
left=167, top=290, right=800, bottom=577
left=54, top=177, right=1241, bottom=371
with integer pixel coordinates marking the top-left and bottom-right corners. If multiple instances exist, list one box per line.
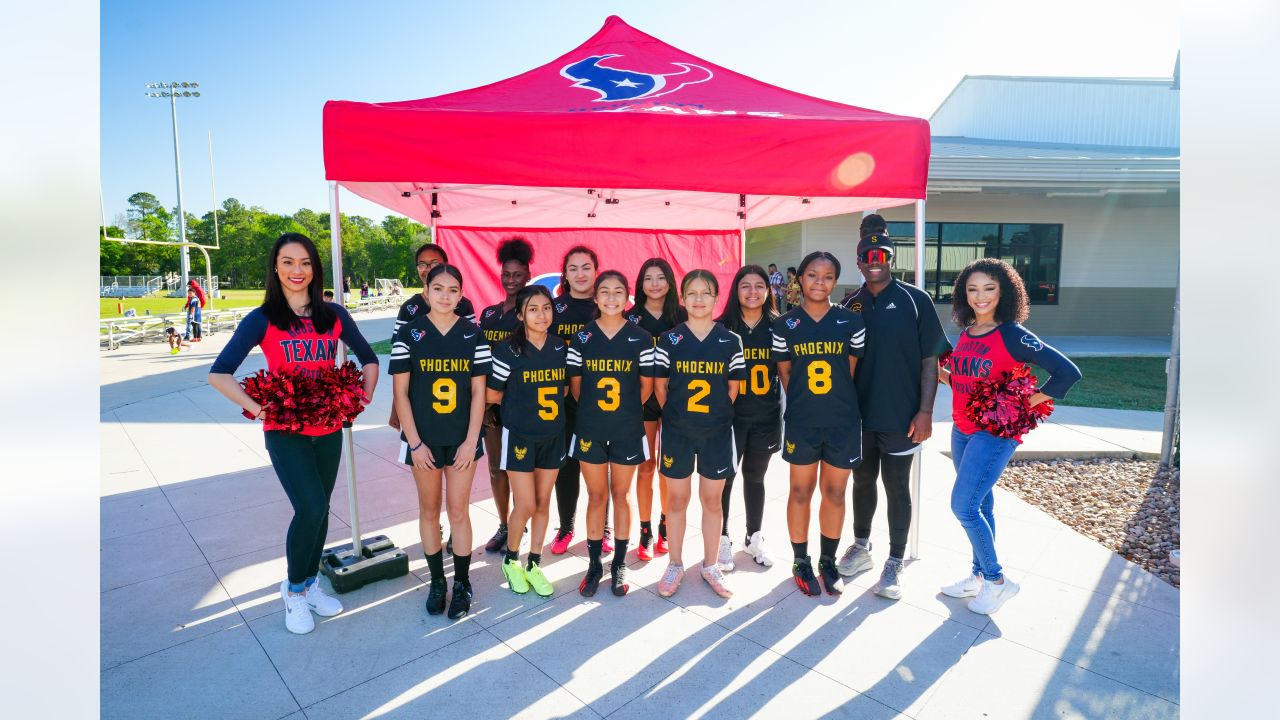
left=322, top=290, right=334, bottom=302
left=164, top=326, right=188, bottom=354
left=184, top=289, right=202, bottom=342
left=768, top=263, right=785, bottom=311
left=784, top=267, right=801, bottom=310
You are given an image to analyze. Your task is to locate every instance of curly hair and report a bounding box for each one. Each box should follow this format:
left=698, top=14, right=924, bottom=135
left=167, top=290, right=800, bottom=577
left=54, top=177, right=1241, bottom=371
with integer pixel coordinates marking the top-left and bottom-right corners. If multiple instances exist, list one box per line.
left=950, top=258, right=1030, bottom=328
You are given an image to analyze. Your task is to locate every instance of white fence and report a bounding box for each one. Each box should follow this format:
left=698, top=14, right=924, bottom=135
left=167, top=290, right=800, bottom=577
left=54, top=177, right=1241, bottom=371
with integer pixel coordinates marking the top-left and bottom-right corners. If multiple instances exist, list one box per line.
left=100, top=306, right=255, bottom=350
left=100, top=276, right=163, bottom=298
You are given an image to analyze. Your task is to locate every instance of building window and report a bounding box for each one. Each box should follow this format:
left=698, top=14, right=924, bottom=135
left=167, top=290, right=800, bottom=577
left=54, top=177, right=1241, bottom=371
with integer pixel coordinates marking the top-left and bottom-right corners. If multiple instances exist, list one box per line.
left=885, top=221, right=1062, bottom=305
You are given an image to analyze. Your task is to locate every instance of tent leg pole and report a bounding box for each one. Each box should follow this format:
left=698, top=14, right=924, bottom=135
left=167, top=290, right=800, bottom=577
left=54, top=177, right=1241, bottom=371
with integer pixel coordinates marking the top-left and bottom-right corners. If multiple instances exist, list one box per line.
left=738, top=193, right=747, bottom=263
left=909, top=199, right=927, bottom=561
left=329, top=182, right=363, bottom=562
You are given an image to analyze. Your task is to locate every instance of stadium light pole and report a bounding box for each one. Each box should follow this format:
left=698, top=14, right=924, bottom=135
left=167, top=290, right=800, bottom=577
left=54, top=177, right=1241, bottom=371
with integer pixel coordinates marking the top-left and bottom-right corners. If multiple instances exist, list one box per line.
left=145, top=81, right=200, bottom=293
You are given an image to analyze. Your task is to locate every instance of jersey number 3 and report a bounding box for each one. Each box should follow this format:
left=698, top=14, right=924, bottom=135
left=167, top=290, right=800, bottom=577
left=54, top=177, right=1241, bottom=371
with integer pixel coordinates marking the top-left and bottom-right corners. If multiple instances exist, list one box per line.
left=537, top=386, right=559, bottom=421
left=807, top=360, right=832, bottom=395
left=432, top=378, right=457, bottom=413
left=687, top=379, right=711, bottom=413
left=597, top=377, right=620, bottom=411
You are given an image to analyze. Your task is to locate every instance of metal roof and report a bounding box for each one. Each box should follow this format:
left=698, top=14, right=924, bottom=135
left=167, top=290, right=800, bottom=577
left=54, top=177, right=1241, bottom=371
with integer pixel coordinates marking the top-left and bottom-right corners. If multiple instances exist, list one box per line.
left=930, top=75, right=1179, bottom=150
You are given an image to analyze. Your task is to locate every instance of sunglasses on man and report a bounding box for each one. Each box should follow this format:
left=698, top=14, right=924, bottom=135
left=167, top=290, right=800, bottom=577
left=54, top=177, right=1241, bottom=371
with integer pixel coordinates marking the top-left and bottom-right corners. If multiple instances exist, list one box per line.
left=858, top=248, right=894, bottom=265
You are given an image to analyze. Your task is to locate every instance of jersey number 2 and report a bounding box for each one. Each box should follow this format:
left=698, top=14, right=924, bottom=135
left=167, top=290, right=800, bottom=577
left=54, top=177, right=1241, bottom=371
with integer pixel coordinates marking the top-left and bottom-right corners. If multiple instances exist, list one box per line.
left=432, top=378, right=457, bottom=413
left=807, top=360, right=832, bottom=395
left=537, top=386, right=559, bottom=421
left=687, top=379, right=711, bottom=413
left=597, top=377, right=620, bottom=411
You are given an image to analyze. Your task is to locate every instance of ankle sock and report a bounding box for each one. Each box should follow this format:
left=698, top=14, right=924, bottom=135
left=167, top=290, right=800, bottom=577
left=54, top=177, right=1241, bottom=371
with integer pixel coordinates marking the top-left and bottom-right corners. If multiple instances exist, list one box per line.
left=426, top=550, right=445, bottom=584
left=453, top=553, right=471, bottom=584
left=819, top=535, right=838, bottom=561
left=505, top=549, right=519, bottom=564
left=527, top=553, right=542, bottom=570
left=791, top=541, right=808, bottom=560
left=855, top=536, right=870, bottom=549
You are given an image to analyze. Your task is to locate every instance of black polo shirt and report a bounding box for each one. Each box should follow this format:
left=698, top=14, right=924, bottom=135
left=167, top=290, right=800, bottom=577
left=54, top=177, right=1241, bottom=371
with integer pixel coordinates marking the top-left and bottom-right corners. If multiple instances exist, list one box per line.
left=843, top=279, right=951, bottom=433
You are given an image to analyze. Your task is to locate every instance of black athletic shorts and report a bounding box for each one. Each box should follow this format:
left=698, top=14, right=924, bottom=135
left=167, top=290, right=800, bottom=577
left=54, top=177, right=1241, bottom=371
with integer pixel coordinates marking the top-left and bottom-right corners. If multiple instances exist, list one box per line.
left=861, top=430, right=919, bottom=458
left=659, top=426, right=736, bottom=480
left=733, top=416, right=782, bottom=457
left=399, top=439, right=484, bottom=468
left=498, top=428, right=566, bottom=472
left=642, top=395, right=663, bottom=422
left=569, top=432, right=649, bottom=465
left=782, top=425, right=862, bottom=470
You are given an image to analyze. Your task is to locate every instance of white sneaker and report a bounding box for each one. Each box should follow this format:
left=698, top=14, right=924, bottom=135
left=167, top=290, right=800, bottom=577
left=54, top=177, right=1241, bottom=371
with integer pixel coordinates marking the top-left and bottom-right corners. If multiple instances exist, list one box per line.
left=701, top=563, right=734, bottom=598
left=744, top=531, right=775, bottom=567
left=837, top=541, right=873, bottom=576
left=967, top=577, right=1020, bottom=615
left=304, top=579, right=344, bottom=617
left=280, top=581, right=315, bottom=634
left=717, top=535, right=735, bottom=573
left=873, top=558, right=904, bottom=600
left=940, top=572, right=983, bottom=598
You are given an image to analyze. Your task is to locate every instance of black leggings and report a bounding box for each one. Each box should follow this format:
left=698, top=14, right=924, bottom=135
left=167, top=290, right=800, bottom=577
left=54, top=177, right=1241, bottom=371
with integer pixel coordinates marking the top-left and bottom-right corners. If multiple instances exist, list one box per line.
left=721, top=450, right=770, bottom=538
left=555, top=399, right=581, bottom=532
left=851, top=439, right=914, bottom=559
left=264, top=430, right=342, bottom=584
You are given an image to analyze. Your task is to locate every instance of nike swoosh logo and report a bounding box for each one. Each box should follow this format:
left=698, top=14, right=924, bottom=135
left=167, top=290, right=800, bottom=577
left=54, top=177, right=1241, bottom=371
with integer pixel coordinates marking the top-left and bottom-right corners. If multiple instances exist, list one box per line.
left=463, top=333, right=476, bottom=339
left=768, top=443, right=779, bottom=450
left=719, top=338, right=733, bottom=343
left=717, top=467, right=729, bottom=473
left=627, top=337, right=641, bottom=342
left=626, top=454, right=638, bottom=460
left=836, top=320, right=850, bottom=325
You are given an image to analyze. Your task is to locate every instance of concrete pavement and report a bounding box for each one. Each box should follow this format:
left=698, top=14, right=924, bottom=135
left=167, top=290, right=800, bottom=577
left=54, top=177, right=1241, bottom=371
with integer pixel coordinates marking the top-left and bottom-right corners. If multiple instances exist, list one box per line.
left=100, top=333, right=1178, bottom=720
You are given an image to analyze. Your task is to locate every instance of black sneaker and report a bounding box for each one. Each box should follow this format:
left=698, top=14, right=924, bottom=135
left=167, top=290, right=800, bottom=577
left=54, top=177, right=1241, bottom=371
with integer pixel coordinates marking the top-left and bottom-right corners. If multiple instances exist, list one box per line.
left=818, top=556, right=845, bottom=595
left=579, top=563, right=604, bottom=597
left=447, top=581, right=472, bottom=620
left=611, top=564, right=629, bottom=596
left=426, top=579, right=447, bottom=615
left=792, top=557, right=821, bottom=596
left=485, top=524, right=508, bottom=553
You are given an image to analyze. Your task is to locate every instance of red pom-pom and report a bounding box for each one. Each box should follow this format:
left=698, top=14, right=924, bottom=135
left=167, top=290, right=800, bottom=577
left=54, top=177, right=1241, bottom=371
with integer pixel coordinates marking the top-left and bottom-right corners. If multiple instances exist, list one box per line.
left=239, top=361, right=367, bottom=431
left=963, top=364, right=1053, bottom=440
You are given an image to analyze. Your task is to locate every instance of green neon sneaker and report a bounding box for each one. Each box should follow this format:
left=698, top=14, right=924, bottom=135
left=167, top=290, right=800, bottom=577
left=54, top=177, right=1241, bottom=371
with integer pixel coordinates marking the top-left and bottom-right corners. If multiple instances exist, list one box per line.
left=501, top=558, right=530, bottom=594
left=525, top=562, right=554, bottom=597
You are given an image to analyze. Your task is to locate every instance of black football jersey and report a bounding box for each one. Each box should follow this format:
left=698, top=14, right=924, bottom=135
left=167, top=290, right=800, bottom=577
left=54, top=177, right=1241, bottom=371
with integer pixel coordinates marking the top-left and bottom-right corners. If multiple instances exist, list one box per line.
left=625, top=305, right=685, bottom=337
left=771, top=305, right=866, bottom=428
left=394, top=293, right=477, bottom=339
left=478, top=301, right=520, bottom=347
left=551, top=295, right=597, bottom=344
left=654, top=322, right=745, bottom=435
left=566, top=320, right=654, bottom=442
left=389, top=315, right=491, bottom=445
left=488, top=336, right=568, bottom=439
left=730, top=317, right=781, bottom=423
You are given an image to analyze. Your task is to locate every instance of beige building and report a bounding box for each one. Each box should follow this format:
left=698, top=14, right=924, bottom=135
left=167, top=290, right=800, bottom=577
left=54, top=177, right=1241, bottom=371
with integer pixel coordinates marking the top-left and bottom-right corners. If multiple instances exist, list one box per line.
left=747, top=73, right=1180, bottom=337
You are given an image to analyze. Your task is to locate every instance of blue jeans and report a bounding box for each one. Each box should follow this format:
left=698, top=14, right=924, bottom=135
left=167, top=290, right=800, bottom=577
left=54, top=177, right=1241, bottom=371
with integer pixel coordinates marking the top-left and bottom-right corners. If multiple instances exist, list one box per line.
left=950, top=427, right=1018, bottom=582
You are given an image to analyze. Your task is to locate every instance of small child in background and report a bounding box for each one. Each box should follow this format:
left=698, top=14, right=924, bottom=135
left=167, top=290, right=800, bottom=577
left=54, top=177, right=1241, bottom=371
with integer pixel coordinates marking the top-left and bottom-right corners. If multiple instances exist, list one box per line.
left=323, top=290, right=335, bottom=302
left=165, top=326, right=188, bottom=354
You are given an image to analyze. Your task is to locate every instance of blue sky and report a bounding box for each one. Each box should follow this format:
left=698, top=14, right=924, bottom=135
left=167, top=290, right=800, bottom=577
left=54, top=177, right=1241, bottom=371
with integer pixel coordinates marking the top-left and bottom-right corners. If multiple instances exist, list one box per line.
left=101, top=1, right=1178, bottom=225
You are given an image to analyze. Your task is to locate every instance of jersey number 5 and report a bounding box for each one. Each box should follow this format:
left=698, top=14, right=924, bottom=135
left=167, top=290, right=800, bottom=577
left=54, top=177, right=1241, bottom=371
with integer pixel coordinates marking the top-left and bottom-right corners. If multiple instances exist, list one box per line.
left=807, top=360, right=832, bottom=395
left=597, top=377, right=620, bottom=411
left=687, top=379, right=711, bottom=413
left=432, top=378, right=457, bottom=413
left=537, top=386, right=559, bottom=421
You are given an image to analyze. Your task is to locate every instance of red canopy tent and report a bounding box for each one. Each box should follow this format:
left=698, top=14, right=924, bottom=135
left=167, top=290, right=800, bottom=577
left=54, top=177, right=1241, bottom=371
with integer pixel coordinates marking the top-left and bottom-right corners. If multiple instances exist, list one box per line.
left=320, top=15, right=933, bottom=563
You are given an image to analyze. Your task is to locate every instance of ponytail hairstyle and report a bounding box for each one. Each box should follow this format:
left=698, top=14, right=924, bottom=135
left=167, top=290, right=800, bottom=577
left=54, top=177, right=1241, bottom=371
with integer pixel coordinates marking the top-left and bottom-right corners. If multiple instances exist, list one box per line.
left=634, top=257, right=681, bottom=321
left=263, top=232, right=337, bottom=334
left=508, top=284, right=554, bottom=357
left=497, top=236, right=534, bottom=268
left=680, top=269, right=719, bottom=298
left=717, top=264, right=778, bottom=331
left=558, top=245, right=599, bottom=297
left=591, top=270, right=630, bottom=319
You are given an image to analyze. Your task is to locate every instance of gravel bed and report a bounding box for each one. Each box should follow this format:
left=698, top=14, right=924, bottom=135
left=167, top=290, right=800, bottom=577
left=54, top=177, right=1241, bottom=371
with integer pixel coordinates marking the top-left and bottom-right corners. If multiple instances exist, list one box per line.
left=1000, top=458, right=1180, bottom=587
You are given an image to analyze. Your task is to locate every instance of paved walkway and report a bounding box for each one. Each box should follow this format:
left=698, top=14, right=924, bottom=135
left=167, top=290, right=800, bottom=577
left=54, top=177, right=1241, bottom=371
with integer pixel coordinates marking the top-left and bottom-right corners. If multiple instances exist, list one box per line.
left=100, top=324, right=1178, bottom=720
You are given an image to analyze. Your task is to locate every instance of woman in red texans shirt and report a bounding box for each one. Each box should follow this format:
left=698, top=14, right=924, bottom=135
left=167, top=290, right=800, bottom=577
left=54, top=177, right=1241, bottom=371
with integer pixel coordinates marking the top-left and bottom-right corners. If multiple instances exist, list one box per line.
left=209, top=233, right=379, bottom=636
left=939, top=258, right=1080, bottom=616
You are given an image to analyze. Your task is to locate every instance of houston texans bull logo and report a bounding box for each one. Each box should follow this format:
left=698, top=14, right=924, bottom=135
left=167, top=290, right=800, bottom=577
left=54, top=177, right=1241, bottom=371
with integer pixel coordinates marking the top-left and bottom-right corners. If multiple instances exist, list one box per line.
left=560, top=54, right=713, bottom=102
left=1020, top=334, right=1043, bottom=352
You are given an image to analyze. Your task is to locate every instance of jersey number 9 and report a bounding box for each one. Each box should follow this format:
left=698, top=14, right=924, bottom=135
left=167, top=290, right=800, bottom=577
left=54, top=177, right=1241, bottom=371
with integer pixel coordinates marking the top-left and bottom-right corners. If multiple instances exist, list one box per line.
left=597, top=377, right=620, bottom=411
left=807, top=360, right=832, bottom=395
left=432, top=378, right=457, bottom=413
left=687, top=379, right=711, bottom=413
left=537, top=386, right=559, bottom=421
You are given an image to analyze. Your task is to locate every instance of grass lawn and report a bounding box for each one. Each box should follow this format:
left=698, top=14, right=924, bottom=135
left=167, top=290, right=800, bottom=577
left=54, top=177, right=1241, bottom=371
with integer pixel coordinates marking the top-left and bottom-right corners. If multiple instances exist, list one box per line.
left=100, top=287, right=424, bottom=318
left=1030, top=356, right=1168, bottom=412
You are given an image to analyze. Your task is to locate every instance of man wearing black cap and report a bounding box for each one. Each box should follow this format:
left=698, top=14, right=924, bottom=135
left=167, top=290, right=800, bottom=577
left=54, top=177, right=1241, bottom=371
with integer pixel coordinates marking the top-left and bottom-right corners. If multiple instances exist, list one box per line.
left=838, top=220, right=951, bottom=599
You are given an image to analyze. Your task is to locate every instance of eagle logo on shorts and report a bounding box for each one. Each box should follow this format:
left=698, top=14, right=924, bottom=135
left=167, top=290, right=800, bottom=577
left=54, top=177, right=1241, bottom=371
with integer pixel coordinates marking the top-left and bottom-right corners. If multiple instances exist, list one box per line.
left=786, top=440, right=796, bottom=453
left=786, top=317, right=801, bottom=329
left=662, top=454, right=674, bottom=469
left=577, top=330, right=592, bottom=344
left=514, top=446, right=528, bottom=460
left=410, top=329, right=426, bottom=342
left=578, top=438, right=592, bottom=453
left=668, top=332, right=683, bottom=346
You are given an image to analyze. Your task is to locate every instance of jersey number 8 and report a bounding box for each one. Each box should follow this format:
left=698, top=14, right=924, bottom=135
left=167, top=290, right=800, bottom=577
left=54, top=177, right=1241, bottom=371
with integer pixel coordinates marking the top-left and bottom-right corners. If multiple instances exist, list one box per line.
left=807, top=360, right=832, bottom=395
left=537, top=386, right=559, bottom=420
left=432, top=378, right=457, bottom=413
left=597, top=377, right=620, bottom=411
left=687, top=379, right=711, bottom=413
